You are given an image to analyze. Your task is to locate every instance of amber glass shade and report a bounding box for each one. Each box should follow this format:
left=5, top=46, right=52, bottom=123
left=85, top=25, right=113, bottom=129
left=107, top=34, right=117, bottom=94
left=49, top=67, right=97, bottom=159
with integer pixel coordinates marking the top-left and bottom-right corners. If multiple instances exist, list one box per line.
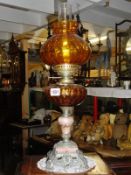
left=40, top=20, right=91, bottom=66
left=44, top=83, right=87, bottom=106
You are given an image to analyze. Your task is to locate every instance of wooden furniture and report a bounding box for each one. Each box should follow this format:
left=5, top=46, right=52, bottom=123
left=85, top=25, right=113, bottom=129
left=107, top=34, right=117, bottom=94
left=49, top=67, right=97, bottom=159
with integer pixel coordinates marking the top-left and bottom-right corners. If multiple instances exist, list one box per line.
left=0, top=36, right=26, bottom=172
left=115, top=19, right=131, bottom=80
left=86, top=87, right=131, bottom=120
left=10, top=122, right=47, bottom=137
left=20, top=153, right=115, bottom=175
left=8, top=35, right=26, bottom=91
left=0, top=89, right=22, bottom=171
left=91, top=145, right=131, bottom=175
left=85, top=87, right=131, bottom=174
left=104, top=156, right=131, bottom=175
left=10, top=122, right=48, bottom=156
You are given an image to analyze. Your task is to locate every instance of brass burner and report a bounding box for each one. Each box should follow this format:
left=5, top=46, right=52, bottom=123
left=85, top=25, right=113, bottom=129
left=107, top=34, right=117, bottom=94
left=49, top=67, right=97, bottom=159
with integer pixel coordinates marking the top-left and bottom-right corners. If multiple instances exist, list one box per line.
left=53, top=63, right=81, bottom=84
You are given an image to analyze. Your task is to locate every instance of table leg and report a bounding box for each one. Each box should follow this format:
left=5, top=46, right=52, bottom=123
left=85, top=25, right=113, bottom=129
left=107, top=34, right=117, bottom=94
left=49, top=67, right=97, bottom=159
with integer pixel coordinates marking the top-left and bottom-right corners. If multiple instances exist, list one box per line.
left=117, top=98, right=123, bottom=109
left=93, top=96, right=98, bottom=121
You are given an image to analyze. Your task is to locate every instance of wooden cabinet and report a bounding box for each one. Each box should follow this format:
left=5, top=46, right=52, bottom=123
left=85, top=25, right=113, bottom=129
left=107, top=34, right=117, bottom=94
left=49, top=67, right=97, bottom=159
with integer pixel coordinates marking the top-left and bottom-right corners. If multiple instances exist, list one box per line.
left=0, top=89, right=22, bottom=171
left=104, top=157, right=131, bottom=175
left=115, top=19, right=131, bottom=80
left=0, top=89, right=22, bottom=130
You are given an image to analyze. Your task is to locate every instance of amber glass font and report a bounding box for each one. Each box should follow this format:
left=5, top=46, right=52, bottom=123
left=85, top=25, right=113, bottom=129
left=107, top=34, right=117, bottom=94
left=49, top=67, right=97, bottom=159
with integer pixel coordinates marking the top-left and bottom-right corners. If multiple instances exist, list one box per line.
left=44, top=84, right=87, bottom=106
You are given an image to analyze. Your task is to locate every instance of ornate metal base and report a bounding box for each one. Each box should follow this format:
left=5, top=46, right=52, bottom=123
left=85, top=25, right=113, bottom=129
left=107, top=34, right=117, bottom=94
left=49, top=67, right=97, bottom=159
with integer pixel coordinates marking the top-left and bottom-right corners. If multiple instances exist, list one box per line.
left=37, top=140, right=96, bottom=174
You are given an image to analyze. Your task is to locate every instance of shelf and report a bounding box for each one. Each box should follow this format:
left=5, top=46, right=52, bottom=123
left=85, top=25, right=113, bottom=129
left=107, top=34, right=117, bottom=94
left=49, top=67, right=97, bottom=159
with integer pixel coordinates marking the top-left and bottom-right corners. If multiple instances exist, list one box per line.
left=30, top=87, right=131, bottom=98
left=86, top=87, right=131, bottom=98
left=29, top=87, right=43, bottom=92
left=10, top=122, right=46, bottom=129
left=116, top=32, right=128, bottom=37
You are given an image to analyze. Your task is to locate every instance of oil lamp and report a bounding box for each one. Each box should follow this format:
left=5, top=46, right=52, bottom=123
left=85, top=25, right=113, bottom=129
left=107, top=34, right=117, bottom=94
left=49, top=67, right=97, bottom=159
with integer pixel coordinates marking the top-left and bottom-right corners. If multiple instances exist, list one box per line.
left=37, top=2, right=95, bottom=174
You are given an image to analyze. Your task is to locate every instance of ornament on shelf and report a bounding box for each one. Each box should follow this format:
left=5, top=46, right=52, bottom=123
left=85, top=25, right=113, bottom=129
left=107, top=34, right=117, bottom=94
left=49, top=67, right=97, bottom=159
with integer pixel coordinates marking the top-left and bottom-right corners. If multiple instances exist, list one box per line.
left=107, top=66, right=117, bottom=87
